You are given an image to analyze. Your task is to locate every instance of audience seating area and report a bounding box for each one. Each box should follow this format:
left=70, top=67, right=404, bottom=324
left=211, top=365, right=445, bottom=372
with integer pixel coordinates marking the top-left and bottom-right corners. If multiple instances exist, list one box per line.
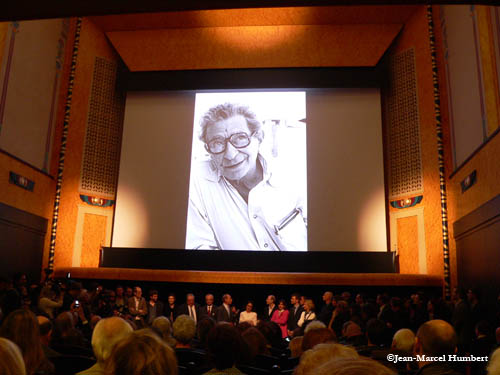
left=1, top=272, right=500, bottom=375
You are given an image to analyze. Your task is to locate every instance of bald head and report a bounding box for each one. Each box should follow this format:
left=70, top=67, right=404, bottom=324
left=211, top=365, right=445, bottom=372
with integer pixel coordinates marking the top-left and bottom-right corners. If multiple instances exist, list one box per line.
left=91, top=317, right=133, bottom=363
left=416, top=320, right=456, bottom=357
left=323, top=291, right=333, bottom=303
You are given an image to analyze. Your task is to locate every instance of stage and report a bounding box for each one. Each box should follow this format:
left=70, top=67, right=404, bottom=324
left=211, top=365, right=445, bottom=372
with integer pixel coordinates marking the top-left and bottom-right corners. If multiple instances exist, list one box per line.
left=53, top=267, right=442, bottom=287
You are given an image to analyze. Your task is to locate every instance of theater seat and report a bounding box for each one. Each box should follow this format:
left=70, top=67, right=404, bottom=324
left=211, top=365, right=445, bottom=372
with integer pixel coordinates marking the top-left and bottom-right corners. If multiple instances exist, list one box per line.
left=51, top=355, right=96, bottom=375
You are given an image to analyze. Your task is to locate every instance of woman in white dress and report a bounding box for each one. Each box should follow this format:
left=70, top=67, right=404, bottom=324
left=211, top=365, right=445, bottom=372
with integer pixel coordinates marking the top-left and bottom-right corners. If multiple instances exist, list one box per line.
left=239, top=301, right=258, bottom=326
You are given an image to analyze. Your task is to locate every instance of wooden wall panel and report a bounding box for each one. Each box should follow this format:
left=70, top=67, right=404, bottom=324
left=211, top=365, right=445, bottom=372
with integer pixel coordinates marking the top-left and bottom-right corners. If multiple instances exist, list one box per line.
left=397, top=216, right=419, bottom=274
left=107, top=24, right=402, bottom=71
left=80, top=213, right=107, bottom=267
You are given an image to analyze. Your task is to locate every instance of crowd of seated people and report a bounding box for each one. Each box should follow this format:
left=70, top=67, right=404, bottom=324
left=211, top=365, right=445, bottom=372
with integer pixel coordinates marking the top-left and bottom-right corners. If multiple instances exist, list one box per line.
left=1, top=272, right=500, bottom=375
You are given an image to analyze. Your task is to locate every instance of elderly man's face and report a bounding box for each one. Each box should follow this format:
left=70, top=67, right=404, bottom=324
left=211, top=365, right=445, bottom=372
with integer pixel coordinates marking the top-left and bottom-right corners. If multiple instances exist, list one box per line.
left=205, top=294, right=214, bottom=306
left=206, top=115, right=260, bottom=181
left=187, top=295, right=195, bottom=306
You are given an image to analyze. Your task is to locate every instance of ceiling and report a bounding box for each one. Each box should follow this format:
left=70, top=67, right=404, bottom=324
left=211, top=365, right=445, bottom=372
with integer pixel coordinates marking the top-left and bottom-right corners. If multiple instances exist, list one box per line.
left=88, top=6, right=419, bottom=71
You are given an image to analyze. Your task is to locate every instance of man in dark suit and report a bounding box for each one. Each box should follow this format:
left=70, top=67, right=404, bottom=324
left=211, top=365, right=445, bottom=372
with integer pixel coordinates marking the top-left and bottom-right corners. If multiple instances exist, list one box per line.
left=261, top=295, right=278, bottom=321
left=146, top=289, right=164, bottom=325
left=178, top=293, right=201, bottom=325
left=287, top=293, right=304, bottom=337
left=215, top=294, right=235, bottom=323
left=317, top=291, right=334, bottom=325
left=201, top=293, right=217, bottom=320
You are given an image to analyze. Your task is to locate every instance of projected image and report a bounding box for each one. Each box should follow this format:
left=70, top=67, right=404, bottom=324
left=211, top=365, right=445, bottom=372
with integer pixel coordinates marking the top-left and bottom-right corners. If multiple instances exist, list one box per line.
left=185, top=92, right=307, bottom=251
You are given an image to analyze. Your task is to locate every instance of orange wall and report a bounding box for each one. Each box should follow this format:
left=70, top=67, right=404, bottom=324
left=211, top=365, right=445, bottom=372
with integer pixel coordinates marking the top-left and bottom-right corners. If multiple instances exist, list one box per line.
left=386, top=6, right=447, bottom=279
left=0, top=152, right=55, bottom=271
left=53, top=17, right=118, bottom=268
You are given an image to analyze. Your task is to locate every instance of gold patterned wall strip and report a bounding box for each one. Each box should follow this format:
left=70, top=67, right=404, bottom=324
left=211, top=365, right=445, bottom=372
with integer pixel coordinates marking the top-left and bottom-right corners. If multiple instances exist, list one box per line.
left=80, top=57, right=124, bottom=198
left=386, top=48, right=424, bottom=199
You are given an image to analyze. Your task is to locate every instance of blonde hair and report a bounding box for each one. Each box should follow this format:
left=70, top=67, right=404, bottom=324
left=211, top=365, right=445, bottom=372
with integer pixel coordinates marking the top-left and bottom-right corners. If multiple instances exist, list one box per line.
left=107, top=329, right=178, bottom=375
left=0, top=338, right=26, bottom=375
left=304, top=299, right=315, bottom=311
left=488, top=347, right=500, bottom=375
left=315, top=357, right=395, bottom=375
left=294, top=343, right=358, bottom=375
left=91, top=317, right=132, bottom=363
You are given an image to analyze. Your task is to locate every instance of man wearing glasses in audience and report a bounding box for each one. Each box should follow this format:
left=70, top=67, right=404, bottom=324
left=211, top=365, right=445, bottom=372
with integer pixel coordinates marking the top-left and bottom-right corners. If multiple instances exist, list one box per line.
left=186, top=102, right=307, bottom=251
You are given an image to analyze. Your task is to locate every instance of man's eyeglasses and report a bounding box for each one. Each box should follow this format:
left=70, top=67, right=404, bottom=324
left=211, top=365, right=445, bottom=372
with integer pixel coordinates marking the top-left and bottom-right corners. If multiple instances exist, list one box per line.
left=205, top=132, right=254, bottom=154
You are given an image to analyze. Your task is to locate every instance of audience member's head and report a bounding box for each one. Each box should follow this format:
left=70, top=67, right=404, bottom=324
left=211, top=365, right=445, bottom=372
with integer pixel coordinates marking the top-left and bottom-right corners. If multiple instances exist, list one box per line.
left=415, top=319, right=457, bottom=364
left=295, top=343, right=359, bottom=375
left=302, top=327, right=336, bottom=351
left=341, top=321, right=362, bottom=339
left=152, top=316, right=176, bottom=348
left=197, top=317, right=216, bottom=348
left=149, top=290, right=158, bottom=302
left=242, top=327, right=269, bottom=359
left=91, top=317, right=133, bottom=364
left=291, top=293, right=301, bottom=306
left=172, top=315, right=196, bottom=346
left=205, top=293, right=214, bottom=306
left=315, top=356, right=395, bottom=375
left=107, top=329, right=177, bottom=375
left=266, top=295, right=276, bottom=306
left=487, top=347, right=500, bottom=375
left=207, top=323, right=244, bottom=370
left=391, top=328, right=415, bottom=354
left=37, top=316, right=52, bottom=346
left=475, top=320, right=490, bottom=338
left=237, top=321, right=252, bottom=334
left=256, top=320, right=282, bottom=347
left=0, top=309, right=45, bottom=375
left=54, top=311, right=74, bottom=335
left=303, top=299, right=315, bottom=312
left=323, top=291, right=333, bottom=304
left=304, top=320, right=326, bottom=334
left=289, top=336, right=304, bottom=358
left=366, top=319, right=386, bottom=346
left=0, top=337, right=26, bottom=375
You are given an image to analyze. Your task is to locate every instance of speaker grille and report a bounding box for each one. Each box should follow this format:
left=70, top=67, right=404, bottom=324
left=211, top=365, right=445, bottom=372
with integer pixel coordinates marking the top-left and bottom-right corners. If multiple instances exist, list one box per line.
left=80, top=57, right=124, bottom=198
left=386, top=48, right=423, bottom=199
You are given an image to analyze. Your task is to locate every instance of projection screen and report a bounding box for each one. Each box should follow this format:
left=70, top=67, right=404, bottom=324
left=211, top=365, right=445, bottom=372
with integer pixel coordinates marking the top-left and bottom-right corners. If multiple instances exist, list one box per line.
left=112, top=89, right=387, bottom=252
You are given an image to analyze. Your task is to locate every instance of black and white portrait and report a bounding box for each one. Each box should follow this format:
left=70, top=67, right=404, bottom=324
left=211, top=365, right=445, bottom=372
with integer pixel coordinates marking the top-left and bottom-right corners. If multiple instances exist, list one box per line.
left=185, top=91, right=308, bottom=251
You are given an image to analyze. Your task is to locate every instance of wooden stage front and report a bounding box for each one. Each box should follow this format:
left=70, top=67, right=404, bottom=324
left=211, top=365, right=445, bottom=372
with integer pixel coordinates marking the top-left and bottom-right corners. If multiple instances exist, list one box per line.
left=54, top=267, right=443, bottom=287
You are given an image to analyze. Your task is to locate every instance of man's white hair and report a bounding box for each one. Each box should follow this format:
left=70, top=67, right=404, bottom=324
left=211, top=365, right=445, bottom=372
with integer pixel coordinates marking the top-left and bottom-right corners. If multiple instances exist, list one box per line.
left=91, top=317, right=133, bottom=363
left=392, top=328, right=415, bottom=354
left=488, top=347, right=500, bottom=375
left=304, top=320, right=326, bottom=334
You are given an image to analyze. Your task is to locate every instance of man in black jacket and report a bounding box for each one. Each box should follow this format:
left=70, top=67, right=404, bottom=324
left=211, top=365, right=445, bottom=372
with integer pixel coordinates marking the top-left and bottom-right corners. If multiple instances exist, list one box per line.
left=261, top=295, right=278, bottom=321
left=317, top=291, right=334, bottom=325
left=178, top=293, right=202, bottom=325
left=200, top=293, right=217, bottom=320
left=287, top=293, right=304, bottom=337
left=215, top=294, right=235, bottom=324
